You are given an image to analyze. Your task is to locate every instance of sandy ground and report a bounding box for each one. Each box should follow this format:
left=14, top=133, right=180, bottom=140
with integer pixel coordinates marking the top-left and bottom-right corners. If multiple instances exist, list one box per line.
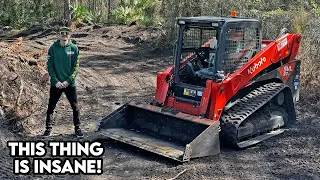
left=0, top=25, right=319, bottom=180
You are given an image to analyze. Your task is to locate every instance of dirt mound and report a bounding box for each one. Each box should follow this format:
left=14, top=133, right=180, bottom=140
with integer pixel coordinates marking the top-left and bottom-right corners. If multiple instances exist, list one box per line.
left=0, top=37, right=49, bottom=138
left=74, top=25, right=168, bottom=51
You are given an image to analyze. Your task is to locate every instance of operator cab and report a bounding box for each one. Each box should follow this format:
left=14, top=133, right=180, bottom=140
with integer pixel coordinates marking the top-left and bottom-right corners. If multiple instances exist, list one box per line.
left=172, top=16, right=261, bottom=103
left=178, top=20, right=219, bottom=86
left=182, top=27, right=218, bottom=84
left=174, top=16, right=261, bottom=85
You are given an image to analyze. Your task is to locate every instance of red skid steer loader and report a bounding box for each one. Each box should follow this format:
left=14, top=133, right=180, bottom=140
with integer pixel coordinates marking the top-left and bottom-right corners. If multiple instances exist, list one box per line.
left=96, top=15, right=302, bottom=162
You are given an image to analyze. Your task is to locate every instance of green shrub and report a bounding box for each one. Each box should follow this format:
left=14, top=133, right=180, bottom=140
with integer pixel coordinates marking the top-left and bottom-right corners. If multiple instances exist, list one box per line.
left=110, top=0, right=163, bottom=26
left=110, top=6, right=136, bottom=25
left=72, top=5, right=93, bottom=24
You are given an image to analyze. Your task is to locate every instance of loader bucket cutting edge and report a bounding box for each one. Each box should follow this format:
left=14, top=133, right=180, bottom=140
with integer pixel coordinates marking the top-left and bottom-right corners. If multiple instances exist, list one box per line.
left=97, top=101, right=220, bottom=162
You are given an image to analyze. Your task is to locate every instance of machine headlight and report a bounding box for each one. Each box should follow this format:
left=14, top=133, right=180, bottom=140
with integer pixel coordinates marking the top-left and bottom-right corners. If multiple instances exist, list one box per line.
left=178, top=20, right=186, bottom=25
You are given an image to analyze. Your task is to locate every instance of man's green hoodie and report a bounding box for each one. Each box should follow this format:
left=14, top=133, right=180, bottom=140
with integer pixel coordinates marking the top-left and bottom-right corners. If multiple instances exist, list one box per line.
left=47, top=39, right=80, bottom=87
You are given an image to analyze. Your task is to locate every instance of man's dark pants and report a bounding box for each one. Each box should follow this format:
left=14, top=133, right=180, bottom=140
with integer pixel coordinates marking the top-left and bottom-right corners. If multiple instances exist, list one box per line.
left=46, top=86, right=80, bottom=129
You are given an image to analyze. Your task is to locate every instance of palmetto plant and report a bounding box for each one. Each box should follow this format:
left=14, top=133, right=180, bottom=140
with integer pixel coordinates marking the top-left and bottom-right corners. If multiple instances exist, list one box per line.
left=110, top=6, right=136, bottom=25
left=71, top=5, right=93, bottom=24
left=110, top=0, right=162, bottom=26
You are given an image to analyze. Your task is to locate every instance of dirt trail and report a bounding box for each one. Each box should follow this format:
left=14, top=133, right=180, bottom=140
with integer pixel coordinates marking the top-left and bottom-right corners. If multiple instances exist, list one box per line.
left=0, top=25, right=319, bottom=180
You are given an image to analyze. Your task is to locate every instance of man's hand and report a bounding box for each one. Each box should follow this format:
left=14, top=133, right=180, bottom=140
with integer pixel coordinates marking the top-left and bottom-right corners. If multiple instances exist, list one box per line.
left=55, top=82, right=64, bottom=89
left=62, top=81, right=69, bottom=88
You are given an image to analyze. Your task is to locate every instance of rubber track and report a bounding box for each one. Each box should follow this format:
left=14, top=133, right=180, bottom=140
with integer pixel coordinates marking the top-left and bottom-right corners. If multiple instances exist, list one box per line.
left=220, top=82, right=295, bottom=148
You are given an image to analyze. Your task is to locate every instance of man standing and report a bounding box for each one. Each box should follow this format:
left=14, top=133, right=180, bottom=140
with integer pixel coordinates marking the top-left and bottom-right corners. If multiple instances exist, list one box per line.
left=43, top=27, right=83, bottom=138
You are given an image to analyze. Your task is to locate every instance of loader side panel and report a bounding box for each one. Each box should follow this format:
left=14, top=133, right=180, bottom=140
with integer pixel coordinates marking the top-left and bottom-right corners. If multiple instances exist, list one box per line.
left=249, top=59, right=301, bottom=102
left=279, top=60, right=301, bottom=102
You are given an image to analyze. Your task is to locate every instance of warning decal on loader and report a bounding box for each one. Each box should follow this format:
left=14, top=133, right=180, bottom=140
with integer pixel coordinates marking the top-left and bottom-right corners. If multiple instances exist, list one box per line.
left=183, top=88, right=196, bottom=97
left=279, top=62, right=296, bottom=83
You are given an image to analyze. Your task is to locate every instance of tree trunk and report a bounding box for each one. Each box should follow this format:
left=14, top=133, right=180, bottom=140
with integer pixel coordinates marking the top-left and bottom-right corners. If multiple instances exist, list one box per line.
left=193, top=0, right=201, bottom=16
left=161, top=0, right=166, bottom=17
left=107, top=0, right=111, bottom=21
left=64, top=0, right=72, bottom=27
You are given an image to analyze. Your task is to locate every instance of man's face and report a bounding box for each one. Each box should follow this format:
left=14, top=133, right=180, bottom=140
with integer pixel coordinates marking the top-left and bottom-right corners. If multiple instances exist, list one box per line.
left=59, top=31, right=70, bottom=41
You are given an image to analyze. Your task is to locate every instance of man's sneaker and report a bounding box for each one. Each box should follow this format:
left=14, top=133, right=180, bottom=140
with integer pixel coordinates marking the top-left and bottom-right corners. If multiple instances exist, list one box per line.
left=75, top=128, right=84, bottom=138
left=42, top=129, right=52, bottom=136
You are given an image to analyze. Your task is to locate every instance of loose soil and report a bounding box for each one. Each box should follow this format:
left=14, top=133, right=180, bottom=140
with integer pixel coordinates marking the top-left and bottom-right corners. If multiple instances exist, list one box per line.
left=0, top=25, right=319, bottom=180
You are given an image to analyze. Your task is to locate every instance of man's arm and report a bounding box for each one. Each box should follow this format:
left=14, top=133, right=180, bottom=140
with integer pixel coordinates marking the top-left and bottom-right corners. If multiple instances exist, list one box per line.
left=46, top=46, right=59, bottom=85
left=66, top=47, right=80, bottom=85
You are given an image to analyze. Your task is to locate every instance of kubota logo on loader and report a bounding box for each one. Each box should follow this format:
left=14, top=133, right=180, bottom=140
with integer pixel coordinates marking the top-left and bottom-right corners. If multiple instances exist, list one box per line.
left=248, top=57, right=267, bottom=75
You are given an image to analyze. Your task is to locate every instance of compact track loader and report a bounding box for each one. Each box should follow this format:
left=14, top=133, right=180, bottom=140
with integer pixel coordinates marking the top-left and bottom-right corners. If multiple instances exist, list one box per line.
left=96, top=15, right=302, bottom=162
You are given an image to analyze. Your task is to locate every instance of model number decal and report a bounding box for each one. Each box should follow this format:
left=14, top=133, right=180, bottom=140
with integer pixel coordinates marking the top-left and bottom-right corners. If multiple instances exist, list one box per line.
left=283, top=65, right=293, bottom=76
left=248, top=57, right=267, bottom=75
